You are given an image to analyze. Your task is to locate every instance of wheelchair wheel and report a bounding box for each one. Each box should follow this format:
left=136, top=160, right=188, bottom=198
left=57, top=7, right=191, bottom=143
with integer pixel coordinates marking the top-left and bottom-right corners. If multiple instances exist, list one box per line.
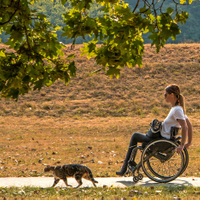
left=148, top=143, right=189, bottom=179
left=141, top=139, right=186, bottom=183
left=147, top=142, right=189, bottom=178
left=146, top=149, right=188, bottom=180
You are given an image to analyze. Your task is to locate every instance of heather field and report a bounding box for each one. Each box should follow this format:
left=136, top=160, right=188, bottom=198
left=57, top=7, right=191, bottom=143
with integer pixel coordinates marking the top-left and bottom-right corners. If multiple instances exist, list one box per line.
left=0, top=43, right=200, bottom=181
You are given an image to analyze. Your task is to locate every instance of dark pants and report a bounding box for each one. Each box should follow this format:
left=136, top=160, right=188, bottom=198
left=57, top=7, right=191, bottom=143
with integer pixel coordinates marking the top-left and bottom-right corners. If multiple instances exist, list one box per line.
left=116, top=132, right=153, bottom=175
left=129, top=132, right=153, bottom=147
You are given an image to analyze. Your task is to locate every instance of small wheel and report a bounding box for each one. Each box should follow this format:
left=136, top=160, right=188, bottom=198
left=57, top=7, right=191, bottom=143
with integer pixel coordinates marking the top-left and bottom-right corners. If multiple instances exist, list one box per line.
left=138, top=174, right=143, bottom=180
left=133, top=176, right=139, bottom=183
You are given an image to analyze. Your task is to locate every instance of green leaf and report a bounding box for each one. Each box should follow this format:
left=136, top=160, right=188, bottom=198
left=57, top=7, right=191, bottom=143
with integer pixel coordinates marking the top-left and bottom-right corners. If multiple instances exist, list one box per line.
left=67, top=54, right=75, bottom=59
left=68, top=61, right=77, bottom=77
left=10, top=31, right=24, bottom=43
left=180, top=0, right=187, bottom=4
left=45, top=80, right=53, bottom=87
left=0, top=50, right=6, bottom=57
left=30, top=0, right=35, bottom=5
left=64, top=71, right=70, bottom=84
left=106, top=66, right=120, bottom=79
left=22, top=75, right=31, bottom=83
left=61, top=0, right=67, bottom=5
left=8, top=89, right=19, bottom=100
left=34, top=79, right=44, bottom=91
left=139, top=7, right=150, bottom=14
left=166, top=7, right=174, bottom=14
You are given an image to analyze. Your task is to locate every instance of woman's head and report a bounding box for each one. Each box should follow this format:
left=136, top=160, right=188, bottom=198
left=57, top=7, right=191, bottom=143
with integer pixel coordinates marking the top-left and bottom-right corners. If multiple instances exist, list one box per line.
left=165, top=84, right=185, bottom=114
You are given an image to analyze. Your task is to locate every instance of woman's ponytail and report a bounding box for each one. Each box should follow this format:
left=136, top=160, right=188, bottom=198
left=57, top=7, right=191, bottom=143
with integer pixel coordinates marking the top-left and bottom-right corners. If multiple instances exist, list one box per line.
left=179, top=94, right=186, bottom=114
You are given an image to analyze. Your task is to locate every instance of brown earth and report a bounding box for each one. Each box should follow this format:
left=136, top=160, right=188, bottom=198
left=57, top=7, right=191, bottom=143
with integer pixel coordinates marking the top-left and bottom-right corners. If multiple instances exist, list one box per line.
left=0, top=43, right=200, bottom=178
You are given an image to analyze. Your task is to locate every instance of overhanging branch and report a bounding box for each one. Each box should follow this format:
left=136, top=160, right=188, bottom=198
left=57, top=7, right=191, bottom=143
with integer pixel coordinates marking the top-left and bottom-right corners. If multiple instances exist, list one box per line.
left=0, top=0, right=21, bottom=25
left=133, top=0, right=140, bottom=13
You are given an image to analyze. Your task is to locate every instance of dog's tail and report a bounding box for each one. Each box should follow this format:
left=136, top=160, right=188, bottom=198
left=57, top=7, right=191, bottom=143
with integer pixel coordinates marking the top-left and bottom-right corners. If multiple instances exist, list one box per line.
left=88, top=168, right=98, bottom=183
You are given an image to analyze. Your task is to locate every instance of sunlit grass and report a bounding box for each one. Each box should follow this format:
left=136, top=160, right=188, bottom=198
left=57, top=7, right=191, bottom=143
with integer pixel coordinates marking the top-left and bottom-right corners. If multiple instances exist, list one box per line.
left=0, top=115, right=199, bottom=178
left=0, top=185, right=200, bottom=199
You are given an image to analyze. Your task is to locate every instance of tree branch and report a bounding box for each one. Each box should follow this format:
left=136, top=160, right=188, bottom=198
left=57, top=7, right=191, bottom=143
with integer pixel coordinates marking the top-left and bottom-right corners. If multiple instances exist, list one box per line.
left=133, top=0, right=140, bottom=13
left=24, top=22, right=32, bottom=60
left=0, top=0, right=21, bottom=25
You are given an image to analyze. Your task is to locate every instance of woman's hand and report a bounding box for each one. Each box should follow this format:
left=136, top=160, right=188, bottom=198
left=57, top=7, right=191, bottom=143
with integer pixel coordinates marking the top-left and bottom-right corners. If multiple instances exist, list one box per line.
left=177, top=145, right=184, bottom=154
left=177, top=142, right=191, bottom=153
left=184, top=142, right=191, bottom=149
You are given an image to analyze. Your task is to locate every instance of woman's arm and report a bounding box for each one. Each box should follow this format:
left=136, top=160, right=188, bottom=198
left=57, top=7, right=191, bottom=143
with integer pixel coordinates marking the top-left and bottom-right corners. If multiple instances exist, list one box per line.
left=184, top=118, right=193, bottom=149
left=177, top=119, right=188, bottom=153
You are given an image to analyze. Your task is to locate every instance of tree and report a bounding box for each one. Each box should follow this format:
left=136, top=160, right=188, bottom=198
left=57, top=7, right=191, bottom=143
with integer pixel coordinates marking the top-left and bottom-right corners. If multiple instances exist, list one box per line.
left=0, top=0, right=195, bottom=100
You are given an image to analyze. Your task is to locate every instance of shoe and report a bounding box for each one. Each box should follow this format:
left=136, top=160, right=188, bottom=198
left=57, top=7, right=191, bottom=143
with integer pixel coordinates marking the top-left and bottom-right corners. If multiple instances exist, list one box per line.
left=116, top=146, right=135, bottom=176
left=116, top=161, right=128, bottom=176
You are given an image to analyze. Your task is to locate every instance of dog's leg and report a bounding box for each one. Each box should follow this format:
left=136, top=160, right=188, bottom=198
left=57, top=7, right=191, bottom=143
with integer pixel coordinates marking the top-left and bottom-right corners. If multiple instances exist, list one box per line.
left=92, top=181, right=97, bottom=187
left=74, top=174, right=83, bottom=188
left=51, top=178, right=60, bottom=187
left=82, top=173, right=98, bottom=187
left=63, top=177, right=72, bottom=187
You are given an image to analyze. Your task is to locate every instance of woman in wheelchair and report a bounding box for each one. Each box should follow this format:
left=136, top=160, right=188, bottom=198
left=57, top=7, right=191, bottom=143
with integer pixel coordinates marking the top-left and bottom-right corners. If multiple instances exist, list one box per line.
left=116, top=84, right=193, bottom=176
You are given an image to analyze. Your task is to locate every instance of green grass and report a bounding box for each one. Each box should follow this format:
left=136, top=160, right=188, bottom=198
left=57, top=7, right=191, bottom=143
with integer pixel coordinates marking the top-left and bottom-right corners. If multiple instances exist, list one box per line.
left=0, top=185, right=200, bottom=199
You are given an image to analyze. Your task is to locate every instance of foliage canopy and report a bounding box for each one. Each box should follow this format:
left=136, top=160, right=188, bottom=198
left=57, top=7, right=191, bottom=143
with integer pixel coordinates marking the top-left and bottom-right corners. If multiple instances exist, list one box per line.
left=0, top=0, right=196, bottom=99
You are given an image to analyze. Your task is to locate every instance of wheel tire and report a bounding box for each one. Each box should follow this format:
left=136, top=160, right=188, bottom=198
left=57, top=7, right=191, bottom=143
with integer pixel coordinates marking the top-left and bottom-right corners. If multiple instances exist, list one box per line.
left=133, top=176, right=139, bottom=183
left=138, top=174, right=143, bottom=180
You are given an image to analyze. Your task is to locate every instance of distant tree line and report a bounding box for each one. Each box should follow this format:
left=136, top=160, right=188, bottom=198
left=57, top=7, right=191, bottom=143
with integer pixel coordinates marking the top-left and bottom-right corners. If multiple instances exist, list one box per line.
left=1, top=0, right=199, bottom=44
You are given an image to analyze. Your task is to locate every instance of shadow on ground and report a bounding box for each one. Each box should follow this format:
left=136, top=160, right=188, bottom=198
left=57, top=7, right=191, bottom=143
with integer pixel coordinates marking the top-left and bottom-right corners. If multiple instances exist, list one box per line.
left=117, top=178, right=193, bottom=187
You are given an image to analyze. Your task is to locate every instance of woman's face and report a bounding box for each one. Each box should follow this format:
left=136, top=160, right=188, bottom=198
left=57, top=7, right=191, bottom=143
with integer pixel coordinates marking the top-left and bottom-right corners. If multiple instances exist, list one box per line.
left=164, top=90, right=174, bottom=103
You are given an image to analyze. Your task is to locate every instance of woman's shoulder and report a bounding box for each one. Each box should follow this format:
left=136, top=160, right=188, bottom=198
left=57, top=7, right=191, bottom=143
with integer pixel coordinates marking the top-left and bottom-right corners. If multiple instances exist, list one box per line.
left=172, top=105, right=183, bottom=111
left=172, top=105, right=186, bottom=118
left=171, top=105, right=184, bottom=115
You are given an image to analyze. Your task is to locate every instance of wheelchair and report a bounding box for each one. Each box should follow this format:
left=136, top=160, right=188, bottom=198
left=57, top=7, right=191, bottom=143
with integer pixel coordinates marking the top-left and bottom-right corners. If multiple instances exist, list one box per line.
left=126, top=128, right=189, bottom=183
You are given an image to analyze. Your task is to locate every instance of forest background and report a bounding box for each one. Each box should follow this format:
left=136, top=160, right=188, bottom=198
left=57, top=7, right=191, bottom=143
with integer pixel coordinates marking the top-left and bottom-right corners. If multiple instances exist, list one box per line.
left=0, top=0, right=200, bottom=44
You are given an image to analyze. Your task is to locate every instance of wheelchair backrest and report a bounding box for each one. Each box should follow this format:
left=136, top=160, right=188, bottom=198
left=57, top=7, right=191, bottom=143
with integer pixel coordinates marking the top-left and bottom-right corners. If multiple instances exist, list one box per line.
left=170, top=126, right=180, bottom=139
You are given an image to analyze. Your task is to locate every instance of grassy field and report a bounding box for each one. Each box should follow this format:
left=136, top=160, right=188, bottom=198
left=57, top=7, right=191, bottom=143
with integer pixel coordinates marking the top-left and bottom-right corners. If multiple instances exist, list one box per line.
left=0, top=43, right=200, bottom=198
